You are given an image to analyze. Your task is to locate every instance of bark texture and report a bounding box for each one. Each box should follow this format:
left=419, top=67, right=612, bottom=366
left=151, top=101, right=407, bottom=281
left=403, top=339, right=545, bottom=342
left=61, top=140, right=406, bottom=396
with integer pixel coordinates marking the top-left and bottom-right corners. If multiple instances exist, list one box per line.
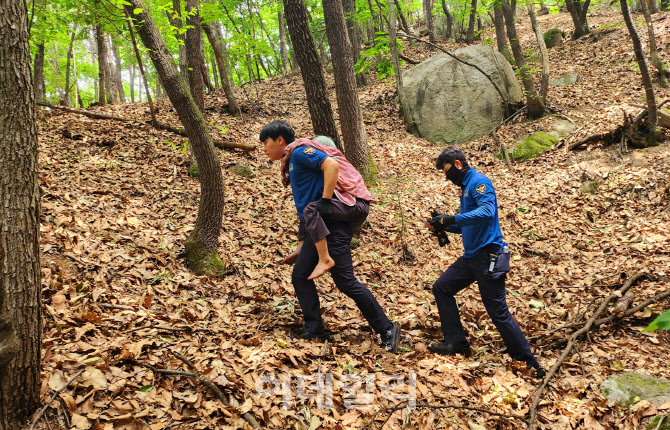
left=640, top=0, right=669, bottom=87
left=33, top=42, right=45, bottom=102
left=0, top=0, right=42, bottom=427
left=202, top=22, right=240, bottom=115
left=283, top=0, right=341, bottom=149
left=466, top=0, right=477, bottom=43
left=185, top=0, right=205, bottom=111
left=322, top=0, right=376, bottom=183
left=95, top=7, right=107, bottom=105
left=501, top=0, right=544, bottom=118
left=125, top=0, right=227, bottom=276
left=278, top=12, right=290, bottom=74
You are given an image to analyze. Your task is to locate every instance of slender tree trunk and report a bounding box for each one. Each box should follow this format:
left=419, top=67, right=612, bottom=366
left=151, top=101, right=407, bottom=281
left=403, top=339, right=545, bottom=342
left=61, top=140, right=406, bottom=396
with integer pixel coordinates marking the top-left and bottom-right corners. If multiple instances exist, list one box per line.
left=466, top=0, right=477, bottom=43
left=529, top=2, right=549, bottom=103
left=63, top=31, right=76, bottom=106
left=388, top=0, right=402, bottom=90
left=577, top=0, right=590, bottom=28
left=125, top=0, right=227, bottom=276
left=441, top=0, right=453, bottom=39
left=493, top=3, right=510, bottom=61
left=0, top=0, right=42, bottom=428
left=393, top=0, right=411, bottom=34
left=51, top=41, right=64, bottom=102
left=343, top=0, right=368, bottom=87
left=88, top=28, right=98, bottom=103
left=111, top=36, right=126, bottom=103
left=641, top=0, right=669, bottom=87
left=169, top=0, right=189, bottom=88
left=138, top=75, right=142, bottom=101
left=126, top=11, right=157, bottom=125
left=95, top=17, right=107, bottom=104
left=215, top=23, right=235, bottom=87
left=366, top=0, right=378, bottom=39
left=424, top=0, right=435, bottom=42
left=202, top=22, right=240, bottom=115
left=104, top=36, right=117, bottom=103
left=649, top=0, right=659, bottom=13
left=210, top=49, right=219, bottom=89
left=322, top=0, right=376, bottom=183
left=539, top=0, right=550, bottom=14
left=501, top=0, right=544, bottom=118
left=279, top=12, right=290, bottom=74
left=185, top=0, right=205, bottom=111
left=130, top=64, right=135, bottom=102
left=33, top=43, right=45, bottom=102
left=283, top=0, right=341, bottom=149
left=621, top=0, right=658, bottom=131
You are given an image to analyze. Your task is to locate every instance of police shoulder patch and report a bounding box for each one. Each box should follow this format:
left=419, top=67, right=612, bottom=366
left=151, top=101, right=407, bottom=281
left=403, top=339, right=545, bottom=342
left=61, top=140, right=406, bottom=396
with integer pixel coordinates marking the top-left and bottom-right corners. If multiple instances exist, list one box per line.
left=303, top=147, right=315, bottom=154
left=476, top=184, right=486, bottom=194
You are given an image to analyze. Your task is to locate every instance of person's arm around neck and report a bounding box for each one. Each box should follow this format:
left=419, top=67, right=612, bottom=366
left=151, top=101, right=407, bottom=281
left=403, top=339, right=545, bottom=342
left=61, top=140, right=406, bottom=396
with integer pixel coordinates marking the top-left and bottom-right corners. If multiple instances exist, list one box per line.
left=320, top=157, right=339, bottom=199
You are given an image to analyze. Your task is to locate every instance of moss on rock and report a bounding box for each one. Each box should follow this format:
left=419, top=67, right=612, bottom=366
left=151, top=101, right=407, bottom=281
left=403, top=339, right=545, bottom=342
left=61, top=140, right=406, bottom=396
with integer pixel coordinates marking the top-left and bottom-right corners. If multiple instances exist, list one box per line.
left=600, top=373, right=670, bottom=407
left=230, top=163, right=255, bottom=179
left=510, top=131, right=557, bottom=161
left=544, top=28, right=564, bottom=48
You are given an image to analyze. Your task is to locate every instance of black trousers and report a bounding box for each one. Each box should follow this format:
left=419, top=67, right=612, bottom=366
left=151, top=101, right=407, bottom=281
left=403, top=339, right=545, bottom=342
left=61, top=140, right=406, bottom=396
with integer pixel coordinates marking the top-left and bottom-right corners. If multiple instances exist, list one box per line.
left=292, top=219, right=393, bottom=335
left=432, top=246, right=539, bottom=368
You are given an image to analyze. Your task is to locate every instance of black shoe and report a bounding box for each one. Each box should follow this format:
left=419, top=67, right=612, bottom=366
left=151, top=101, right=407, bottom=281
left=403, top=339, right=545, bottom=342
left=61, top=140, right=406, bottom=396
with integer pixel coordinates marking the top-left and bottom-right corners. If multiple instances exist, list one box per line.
left=534, top=366, right=546, bottom=379
left=301, top=330, right=328, bottom=340
left=428, top=341, right=471, bottom=357
left=380, top=323, right=401, bottom=353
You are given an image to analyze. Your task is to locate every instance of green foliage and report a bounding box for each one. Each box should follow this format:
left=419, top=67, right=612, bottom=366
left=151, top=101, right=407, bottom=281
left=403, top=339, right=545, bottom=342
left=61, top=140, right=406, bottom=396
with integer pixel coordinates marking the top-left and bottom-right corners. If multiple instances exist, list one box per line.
left=643, top=309, right=670, bottom=331
left=356, top=34, right=404, bottom=79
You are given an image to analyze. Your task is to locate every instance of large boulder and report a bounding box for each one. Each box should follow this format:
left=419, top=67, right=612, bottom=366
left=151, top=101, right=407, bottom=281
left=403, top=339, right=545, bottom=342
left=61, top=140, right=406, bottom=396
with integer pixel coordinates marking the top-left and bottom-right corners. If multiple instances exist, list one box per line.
left=600, top=373, right=670, bottom=407
left=399, top=45, right=523, bottom=145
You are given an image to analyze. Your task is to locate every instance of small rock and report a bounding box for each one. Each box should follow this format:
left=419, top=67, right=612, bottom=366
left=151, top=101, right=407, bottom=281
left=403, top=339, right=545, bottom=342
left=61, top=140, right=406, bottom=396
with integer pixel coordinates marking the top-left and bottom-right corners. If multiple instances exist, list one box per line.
left=600, top=373, right=670, bottom=407
left=229, top=163, right=255, bottom=179
left=549, top=74, right=579, bottom=86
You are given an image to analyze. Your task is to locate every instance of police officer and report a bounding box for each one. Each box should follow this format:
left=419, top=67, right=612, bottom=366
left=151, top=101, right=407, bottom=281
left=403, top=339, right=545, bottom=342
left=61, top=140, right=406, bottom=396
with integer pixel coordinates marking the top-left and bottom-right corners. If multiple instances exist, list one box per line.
left=427, top=146, right=545, bottom=378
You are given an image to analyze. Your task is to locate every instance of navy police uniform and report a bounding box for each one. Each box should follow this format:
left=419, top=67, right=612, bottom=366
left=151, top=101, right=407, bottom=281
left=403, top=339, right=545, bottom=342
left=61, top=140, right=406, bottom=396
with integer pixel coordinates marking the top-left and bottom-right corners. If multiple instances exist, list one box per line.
left=433, top=168, right=540, bottom=369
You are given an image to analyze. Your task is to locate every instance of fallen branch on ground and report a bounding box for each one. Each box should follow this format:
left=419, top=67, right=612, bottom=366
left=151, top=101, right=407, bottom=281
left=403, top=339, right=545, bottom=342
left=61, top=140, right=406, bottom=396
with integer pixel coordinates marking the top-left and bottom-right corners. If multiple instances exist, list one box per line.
left=527, top=272, right=661, bottom=430
left=131, top=354, right=261, bottom=428
left=37, top=102, right=256, bottom=151
left=29, top=368, right=85, bottom=430
left=364, top=400, right=529, bottom=429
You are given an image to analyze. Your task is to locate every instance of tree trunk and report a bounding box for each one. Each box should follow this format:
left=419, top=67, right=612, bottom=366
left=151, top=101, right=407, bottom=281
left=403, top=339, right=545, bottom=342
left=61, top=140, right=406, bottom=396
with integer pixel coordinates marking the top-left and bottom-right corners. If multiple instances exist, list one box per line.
left=343, top=0, right=368, bottom=87
left=125, top=0, right=227, bottom=276
left=441, top=0, right=453, bottom=39
left=169, top=0, right=190, bottom=88
left=33, top=43, right=45, bottom=102
left=95, top=16, right=107, bottom=104
left=393, top=0, right=411, bottom=35
left=577, top=0, right=590, bottom=29
left=388, top=0, right=402, bottom=90
left=424, top=0, right=435, bottom=43
left=278, top=12, right=290, bottom=73
left=202, top=23, right=240, bottom=115
left=125, top=10, right=157, bottom=125
left=529, top=2, right=549, bottom=103
left=565, top=0, right=589, bottom=39
left=620, top=0, right=658, bottom=135
left=501, top=0, right=544, bottom=118
left=63, top=31, right=76, bottom=106
left=649, top=0, right=659, bottom=13
left=215, top=23, right=235, bottom=87
left=185, top=0, right=205, bottom=113
left=539, top=0, right=550, bottom=14
left=640, top=0, right=669, bottom=87
left=283, top=0, right=341, bottom=149
left=111, top=36, right=126, bottom=103
left=0, top=0, right=42, bottom=428
left=466, top=0, right=477, bottom=43
left=103, top=36, right=117, bottom=103
left=209, top=48, right=219, bottom=89
left=88, top=28, right=98, bottom=103
left=366, top=0, right=378, bottom=39
left=493, top=3, right=511, bottom=62
left=322, top=0, right=376, bottom=183
left=130, top=63, right=135, bottom=102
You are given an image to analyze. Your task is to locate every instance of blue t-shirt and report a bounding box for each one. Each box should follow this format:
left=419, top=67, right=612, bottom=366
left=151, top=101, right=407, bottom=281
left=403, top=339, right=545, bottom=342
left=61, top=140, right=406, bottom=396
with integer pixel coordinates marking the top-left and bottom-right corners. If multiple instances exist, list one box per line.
left=288, top=147, right=329, bottom=217
left=449, top=169, right=503, bottom=257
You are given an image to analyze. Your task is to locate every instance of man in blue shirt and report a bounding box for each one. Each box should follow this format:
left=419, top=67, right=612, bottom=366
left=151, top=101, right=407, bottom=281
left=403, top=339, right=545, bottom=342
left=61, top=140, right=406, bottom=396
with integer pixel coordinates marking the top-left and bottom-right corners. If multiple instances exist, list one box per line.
left=427, top=146, right=544, bottom=378
left=259, top=120, right=400, bottom=352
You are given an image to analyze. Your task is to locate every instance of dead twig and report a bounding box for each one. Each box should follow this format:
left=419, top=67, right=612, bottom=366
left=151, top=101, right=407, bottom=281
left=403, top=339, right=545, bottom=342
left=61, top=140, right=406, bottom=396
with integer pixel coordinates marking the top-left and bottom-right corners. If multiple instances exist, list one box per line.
left=29, top=369, right=85, bottom=430
left=364, top=400, right=528, bottom=429
left=97, top=302, right=138, bottom=311
left=493, top=130, right=514, bottom=171
left=528, top=273, right=648, bottom=430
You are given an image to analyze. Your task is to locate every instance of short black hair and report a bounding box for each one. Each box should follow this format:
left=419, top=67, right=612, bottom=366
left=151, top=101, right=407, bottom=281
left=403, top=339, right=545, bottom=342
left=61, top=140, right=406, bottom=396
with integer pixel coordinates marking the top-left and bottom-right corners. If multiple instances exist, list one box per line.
left=435, top=146, right=468, bottom=170
left=259, top=120, right=295, bottom=144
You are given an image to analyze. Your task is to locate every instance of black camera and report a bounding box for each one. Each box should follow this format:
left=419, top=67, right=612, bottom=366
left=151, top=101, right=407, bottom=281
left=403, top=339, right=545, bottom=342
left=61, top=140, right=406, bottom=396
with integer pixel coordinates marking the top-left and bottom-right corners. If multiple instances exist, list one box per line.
left=428, top=210, right=450, bottom=247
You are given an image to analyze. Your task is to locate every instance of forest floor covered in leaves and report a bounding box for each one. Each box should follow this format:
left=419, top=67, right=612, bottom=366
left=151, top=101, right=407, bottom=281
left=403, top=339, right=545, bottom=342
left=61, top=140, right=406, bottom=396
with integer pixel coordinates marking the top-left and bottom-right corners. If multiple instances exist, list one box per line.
left=37, top=7, right=670, bottom=430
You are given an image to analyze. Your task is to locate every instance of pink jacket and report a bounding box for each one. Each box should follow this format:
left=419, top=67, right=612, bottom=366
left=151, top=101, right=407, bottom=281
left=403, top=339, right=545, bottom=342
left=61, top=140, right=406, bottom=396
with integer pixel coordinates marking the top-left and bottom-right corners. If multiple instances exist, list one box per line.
left=281, top=138, right=373, bottom=205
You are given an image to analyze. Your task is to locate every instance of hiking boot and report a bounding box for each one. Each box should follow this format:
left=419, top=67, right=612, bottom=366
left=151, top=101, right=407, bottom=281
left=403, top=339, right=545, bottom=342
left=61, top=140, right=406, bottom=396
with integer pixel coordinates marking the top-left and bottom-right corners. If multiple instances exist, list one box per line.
left=428, top=340, right=471, bottom=357
left=380, top=323, right=401, bottom=353
left=301, top=329, right=329, bottom=341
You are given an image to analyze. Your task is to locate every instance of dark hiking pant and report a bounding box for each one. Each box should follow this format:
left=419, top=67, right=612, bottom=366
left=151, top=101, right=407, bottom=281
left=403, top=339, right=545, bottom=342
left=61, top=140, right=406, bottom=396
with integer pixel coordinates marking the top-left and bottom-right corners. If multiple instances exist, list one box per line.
left=301, top=198, right=369, bottom=243
left=432, top=246, right=540, bottom=368
left=292, top=218, right=393, bottom=336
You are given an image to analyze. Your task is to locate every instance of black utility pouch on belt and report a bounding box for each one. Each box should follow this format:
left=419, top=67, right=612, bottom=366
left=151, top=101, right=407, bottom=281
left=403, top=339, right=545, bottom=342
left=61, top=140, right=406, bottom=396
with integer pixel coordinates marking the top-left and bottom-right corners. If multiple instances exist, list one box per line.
left=485, top=243, right=510, bottom=279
